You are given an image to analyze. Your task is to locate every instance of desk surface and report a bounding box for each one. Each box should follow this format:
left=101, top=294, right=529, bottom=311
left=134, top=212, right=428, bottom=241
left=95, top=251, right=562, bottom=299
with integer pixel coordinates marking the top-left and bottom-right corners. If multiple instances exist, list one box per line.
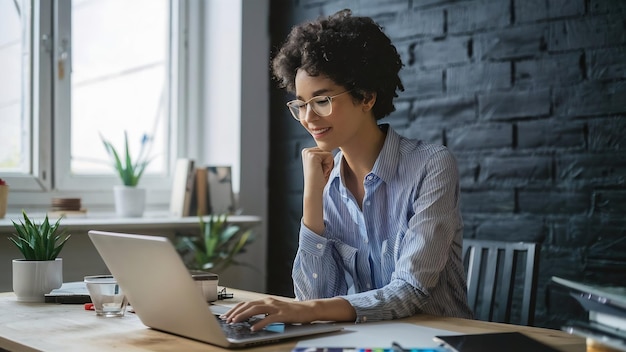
left=0, top=289, right=585, bottom=352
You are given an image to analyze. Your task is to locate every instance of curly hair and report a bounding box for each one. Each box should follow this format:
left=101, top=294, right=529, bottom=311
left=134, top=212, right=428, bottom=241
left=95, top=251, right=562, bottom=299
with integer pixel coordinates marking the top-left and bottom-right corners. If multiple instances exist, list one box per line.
left=272, top=9, right=404, bottom=120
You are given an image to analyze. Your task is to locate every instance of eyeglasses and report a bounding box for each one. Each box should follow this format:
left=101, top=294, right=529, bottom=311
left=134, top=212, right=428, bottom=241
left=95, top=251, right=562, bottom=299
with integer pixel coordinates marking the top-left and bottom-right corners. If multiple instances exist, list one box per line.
left=286, top=90, right=351, bottom=121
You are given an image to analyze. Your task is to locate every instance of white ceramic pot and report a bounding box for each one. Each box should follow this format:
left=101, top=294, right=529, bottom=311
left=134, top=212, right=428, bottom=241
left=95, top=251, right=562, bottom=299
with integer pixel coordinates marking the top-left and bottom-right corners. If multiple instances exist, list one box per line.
left=113, top=185, right=146, bottom=217
left=12, top=258, right=63, bottom=302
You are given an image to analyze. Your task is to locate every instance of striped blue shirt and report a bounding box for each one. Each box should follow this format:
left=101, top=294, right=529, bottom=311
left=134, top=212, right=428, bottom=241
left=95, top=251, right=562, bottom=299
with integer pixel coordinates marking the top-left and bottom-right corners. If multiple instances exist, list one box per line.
left=292, top=125, right=473, bottom=323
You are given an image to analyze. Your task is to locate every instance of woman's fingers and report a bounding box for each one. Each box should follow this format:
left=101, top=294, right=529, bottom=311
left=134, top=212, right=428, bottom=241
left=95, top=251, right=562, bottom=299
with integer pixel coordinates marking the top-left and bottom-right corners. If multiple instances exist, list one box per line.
left=302, top=147, right=334, bottom=186
left=221, top=298, right=279, bottom=323
left=220, top=298, right=309, bottom=331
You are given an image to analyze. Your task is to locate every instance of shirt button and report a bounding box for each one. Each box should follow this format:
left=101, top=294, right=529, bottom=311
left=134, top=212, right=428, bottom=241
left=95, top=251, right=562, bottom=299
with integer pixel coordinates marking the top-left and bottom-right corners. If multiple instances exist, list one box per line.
left=312, top=273, right=318, bottom=279
left=316, top=243, right=323, bottom=249
left=362, top=316, right=368, bottom=322
left=365, top=201, right=370, bottom=206
left=364, top=238, right=368, bottom=243
left=366, top=175, right=373, bottom=181
left=366, top=283, right=371, bottom=289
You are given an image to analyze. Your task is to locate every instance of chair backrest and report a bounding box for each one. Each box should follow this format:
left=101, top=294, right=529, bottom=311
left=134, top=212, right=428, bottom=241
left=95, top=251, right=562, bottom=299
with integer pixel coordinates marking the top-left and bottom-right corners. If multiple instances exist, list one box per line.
left=462, top=239, right=540, bottom=326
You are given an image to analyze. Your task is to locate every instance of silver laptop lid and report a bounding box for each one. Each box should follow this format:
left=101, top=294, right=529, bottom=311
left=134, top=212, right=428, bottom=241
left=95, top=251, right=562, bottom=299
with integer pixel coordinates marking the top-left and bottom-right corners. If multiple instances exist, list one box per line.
left=88, top=230, right=342, bottom=348
left=88, top=230, right=231, bottom=346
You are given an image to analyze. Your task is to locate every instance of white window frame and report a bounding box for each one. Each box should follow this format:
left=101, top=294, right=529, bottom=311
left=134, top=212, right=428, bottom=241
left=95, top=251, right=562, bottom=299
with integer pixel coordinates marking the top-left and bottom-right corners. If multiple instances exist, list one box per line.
left=3, top=0, right=51, bottom=192
left=6, top=0, right=191, bottom=210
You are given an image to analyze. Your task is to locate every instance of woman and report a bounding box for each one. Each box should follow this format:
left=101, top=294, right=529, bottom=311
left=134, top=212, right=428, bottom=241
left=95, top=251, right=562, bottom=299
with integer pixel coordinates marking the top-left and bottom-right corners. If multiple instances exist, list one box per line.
left=222, top=9, right=473, bottom=331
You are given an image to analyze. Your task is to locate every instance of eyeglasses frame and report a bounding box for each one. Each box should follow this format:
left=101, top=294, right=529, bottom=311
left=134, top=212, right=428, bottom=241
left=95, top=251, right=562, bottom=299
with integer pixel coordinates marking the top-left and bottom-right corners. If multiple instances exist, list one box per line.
left=286, top=90, right=352, bottom=121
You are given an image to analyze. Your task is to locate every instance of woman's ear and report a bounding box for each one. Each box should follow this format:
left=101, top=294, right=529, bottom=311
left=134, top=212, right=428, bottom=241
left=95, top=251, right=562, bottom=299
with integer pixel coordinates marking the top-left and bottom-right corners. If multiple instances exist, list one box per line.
left=362, top=92, right=377, bottom=112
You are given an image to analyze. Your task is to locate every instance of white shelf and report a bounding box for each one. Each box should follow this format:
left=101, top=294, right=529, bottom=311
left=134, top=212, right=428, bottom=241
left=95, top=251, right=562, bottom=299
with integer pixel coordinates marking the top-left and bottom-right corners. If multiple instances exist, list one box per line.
left=0, top=211, right=261, bottom=235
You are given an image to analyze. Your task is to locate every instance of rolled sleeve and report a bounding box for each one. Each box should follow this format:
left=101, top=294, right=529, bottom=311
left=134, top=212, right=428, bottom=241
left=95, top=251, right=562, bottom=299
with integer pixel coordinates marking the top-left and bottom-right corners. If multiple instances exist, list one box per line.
left=298, top=223, right=329, bottom=256
left=294, top=221, right=349, bottom=300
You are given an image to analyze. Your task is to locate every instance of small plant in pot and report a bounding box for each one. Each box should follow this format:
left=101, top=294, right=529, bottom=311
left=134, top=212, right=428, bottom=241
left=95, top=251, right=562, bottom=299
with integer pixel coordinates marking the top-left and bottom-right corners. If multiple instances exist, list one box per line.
left=9, top=211, right=71, bottom=302
left=100, top=131, right=154, bottom=217
left=176, top=214, right=255, bottom=301
left=176, top=214, right=255, bottom=274
left=100, top=131, right=153, bottom=187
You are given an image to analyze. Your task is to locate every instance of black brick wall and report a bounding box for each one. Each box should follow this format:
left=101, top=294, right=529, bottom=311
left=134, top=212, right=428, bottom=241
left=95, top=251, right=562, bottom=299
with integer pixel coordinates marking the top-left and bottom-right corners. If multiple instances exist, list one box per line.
left=267, top=0, right=626, bottom=329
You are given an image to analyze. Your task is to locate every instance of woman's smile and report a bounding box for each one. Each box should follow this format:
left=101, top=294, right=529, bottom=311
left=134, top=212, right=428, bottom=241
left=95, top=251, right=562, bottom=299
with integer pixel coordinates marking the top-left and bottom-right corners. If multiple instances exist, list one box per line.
left=308, top=127, right=331, bottom=139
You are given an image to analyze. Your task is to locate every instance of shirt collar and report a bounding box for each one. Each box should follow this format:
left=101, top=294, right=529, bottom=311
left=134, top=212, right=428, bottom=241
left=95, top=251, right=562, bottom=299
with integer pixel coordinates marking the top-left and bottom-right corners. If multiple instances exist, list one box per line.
left=370, top=124, right=400, bottom=184
left=329, top=124, right=401, bottom=186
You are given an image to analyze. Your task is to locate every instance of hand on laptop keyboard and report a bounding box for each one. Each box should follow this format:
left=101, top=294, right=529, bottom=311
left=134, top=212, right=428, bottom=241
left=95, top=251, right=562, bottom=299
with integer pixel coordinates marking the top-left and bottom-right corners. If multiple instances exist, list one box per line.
left=216, top=315, right=281, bottom=339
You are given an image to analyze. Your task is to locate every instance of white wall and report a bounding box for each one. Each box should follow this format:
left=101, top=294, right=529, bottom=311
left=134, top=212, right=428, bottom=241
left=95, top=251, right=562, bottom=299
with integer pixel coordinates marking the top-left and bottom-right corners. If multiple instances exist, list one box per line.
left=199, top=0, right=269, bottom=292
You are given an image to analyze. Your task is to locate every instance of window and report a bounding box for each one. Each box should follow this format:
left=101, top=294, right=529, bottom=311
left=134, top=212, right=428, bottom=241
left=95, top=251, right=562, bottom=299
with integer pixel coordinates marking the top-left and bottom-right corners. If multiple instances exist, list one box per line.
left=67, top=0, right=170, bottom=179
left=0, top=0, right=188, bottom=207
left=0, top=0, right=31, bottom=176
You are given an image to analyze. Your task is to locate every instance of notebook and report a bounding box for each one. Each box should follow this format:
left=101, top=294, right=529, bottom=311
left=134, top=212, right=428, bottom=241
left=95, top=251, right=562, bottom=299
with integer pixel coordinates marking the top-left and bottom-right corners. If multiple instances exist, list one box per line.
left=88, top=230, right=343, bottom=348
left=433, top=332, right=560, bottom=352
left=551, top=276, right=626, bottom=310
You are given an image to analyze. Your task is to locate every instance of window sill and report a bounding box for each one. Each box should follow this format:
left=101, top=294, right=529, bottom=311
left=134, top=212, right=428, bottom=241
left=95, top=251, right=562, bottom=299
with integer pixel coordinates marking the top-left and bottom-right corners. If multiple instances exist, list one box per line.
left=0, top=211, right=261, bottom=235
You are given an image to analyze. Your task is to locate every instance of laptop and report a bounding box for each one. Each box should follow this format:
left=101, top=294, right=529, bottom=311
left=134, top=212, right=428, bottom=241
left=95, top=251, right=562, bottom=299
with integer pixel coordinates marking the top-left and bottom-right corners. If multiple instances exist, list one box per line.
left=88, top=230, right=343, bottom=348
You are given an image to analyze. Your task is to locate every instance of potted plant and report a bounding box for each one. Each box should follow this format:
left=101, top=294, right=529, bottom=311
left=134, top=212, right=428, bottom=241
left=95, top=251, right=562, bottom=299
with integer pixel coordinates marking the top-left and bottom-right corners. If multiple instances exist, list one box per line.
left=100, top=131, right=153, bottom=217
left=9, top=211, right=71, bottom=302
left=176, top=214, right=255, bottom=274
left=0, top=178, right=7, bottom=219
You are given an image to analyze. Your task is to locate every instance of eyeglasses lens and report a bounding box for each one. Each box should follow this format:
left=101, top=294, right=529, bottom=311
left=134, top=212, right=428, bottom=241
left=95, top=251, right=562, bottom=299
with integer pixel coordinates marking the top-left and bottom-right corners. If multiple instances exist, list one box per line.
left=288, top=104, right=301, bottom=120
left=287, top=96, right=332, bottom=121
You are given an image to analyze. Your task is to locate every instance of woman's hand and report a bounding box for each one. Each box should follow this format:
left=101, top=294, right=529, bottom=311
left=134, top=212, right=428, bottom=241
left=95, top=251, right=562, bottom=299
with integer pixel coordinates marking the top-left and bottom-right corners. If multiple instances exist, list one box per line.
left=301, top=147, right=334, bottom=194
left=220, top=297, right=317, bottom=331
left=301, top=147, right=334, bottom=234
left=220, top=297, right=356, bottom=332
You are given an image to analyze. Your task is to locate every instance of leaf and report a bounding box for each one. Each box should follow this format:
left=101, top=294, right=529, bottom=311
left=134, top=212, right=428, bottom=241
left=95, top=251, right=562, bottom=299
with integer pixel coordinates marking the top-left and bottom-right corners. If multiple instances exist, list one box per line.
left=8, top=211, right=71, bottom=261
left=176, top=236, right=199, bottom=253
left=220, top=225, right=240, bottom=244
left=175, top=213, right=255, bottom=273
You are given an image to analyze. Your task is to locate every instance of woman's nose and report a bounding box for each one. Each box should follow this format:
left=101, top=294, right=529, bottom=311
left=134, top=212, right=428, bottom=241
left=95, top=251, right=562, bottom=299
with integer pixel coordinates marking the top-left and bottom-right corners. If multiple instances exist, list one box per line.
left=302, top=104, right=320, bottom=122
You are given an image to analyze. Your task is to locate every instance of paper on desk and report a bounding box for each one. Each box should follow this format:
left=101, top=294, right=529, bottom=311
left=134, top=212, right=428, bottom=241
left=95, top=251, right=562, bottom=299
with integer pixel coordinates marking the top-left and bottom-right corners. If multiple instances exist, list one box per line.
left=47, top=281, right=89, bottom=295
left=295, top=322, right=459, bottom=349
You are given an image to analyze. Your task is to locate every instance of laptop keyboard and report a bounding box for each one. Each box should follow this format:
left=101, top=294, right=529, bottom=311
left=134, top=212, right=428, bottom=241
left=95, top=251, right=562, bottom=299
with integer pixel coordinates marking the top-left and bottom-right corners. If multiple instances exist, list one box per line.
left=215, top=315, right=279, bottom=340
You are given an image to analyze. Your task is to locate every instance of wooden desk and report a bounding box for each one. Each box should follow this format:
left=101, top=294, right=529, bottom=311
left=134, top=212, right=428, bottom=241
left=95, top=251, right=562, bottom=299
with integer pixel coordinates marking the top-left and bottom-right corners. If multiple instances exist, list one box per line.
left=0, top=289, right=585, bottom=352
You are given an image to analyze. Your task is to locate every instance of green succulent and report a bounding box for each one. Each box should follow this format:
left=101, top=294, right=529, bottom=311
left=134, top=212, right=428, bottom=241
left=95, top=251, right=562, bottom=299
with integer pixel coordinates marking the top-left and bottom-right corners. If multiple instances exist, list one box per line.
left=176, top=214, right=254, bottom=273
left=9, top=211, right=71, bottom=261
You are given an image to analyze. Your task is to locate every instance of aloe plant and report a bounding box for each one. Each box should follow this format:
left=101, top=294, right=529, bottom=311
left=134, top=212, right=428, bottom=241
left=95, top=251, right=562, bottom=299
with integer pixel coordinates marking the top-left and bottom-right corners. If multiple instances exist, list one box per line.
left=9, top=211, right=71, bottom=260
left=100, top=131, right=153, bottom=186
left=176, top=214, right=254, bottom=273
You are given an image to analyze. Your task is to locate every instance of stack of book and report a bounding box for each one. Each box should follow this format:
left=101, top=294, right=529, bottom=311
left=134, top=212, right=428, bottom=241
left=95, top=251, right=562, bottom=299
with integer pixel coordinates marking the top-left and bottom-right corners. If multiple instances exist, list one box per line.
left=169, top=158, right=236, bottom=217
left=552, top=276, right=626, bottom=352
left=49, top=197, right=87, bottom=217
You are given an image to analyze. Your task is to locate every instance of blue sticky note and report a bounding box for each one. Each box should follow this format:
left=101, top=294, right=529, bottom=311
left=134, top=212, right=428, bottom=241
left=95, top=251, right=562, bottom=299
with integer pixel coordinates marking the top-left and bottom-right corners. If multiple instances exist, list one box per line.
left=265, top=322, right=285, bottom=333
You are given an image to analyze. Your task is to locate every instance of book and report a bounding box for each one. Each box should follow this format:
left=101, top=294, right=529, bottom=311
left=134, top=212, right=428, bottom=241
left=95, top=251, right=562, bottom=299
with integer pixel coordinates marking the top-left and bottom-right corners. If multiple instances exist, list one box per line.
left=562, top=320, right=626, bottom=352
left=194, top=167, right=209, bottom=216
left=433, top=332, right=559, bottom=352
left=552, top=276, right=626, bottom=310
left=552, top=276, right=626, bottom=328
left=169, top=158, right=195, bottom=217
left=206, top=165, right=235, bottom=214
left=552, top=276, right=626, bottom=351
left=571, top=291, right=626, bottom=329
left=292, top=348, right=447, bottom=352
left=45, top=281, right=92, bottom=304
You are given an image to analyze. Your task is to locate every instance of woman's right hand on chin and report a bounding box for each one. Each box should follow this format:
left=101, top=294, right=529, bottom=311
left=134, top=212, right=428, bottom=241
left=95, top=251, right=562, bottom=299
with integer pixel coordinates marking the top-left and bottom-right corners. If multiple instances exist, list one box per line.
left=301, top=147, right=334, bottom=194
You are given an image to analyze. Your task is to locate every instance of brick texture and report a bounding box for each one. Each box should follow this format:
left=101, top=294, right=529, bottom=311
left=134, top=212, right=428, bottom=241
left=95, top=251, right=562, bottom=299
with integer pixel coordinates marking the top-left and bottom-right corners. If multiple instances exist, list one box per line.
left=268, top=0, right=626, bottom=329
